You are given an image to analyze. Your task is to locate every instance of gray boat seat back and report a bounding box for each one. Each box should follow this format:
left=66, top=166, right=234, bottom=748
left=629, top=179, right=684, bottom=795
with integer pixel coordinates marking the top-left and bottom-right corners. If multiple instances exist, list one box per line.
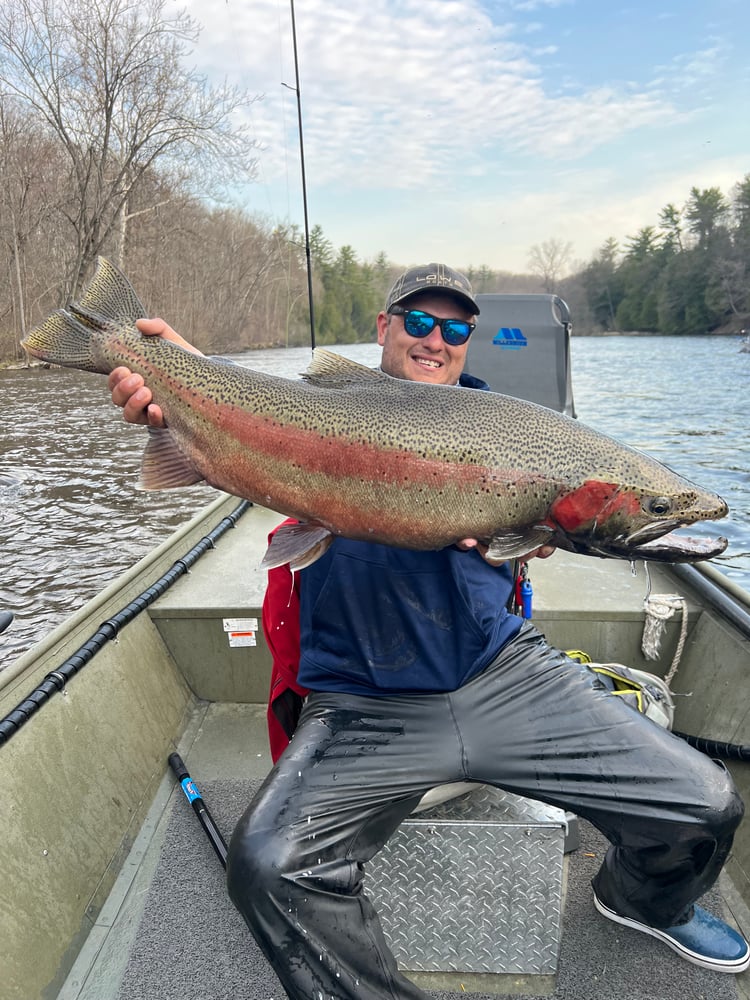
left=467, top=294, right=575, bottom=417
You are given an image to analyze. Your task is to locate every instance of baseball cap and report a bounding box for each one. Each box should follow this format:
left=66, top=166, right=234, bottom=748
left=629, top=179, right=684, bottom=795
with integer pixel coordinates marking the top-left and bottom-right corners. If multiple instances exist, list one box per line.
left=385, top=263, right=480, bottom=316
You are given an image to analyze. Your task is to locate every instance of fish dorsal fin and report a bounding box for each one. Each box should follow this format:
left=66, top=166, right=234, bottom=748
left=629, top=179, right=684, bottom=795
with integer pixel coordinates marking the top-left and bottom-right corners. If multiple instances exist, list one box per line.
left=70, top=257, right=147, bottom=327
left=302, top=349, right=388, bottom=388
left=137, top=427, right=205, bottom=491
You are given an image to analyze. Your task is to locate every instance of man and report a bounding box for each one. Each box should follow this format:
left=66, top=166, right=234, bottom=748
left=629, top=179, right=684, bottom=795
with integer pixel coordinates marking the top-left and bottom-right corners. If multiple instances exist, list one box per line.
left=110, top=263, right=748, bottom=1000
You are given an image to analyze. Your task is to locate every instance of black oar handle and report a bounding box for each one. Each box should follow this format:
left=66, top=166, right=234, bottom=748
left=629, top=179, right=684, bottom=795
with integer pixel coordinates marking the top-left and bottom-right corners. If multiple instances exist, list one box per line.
left=168, top=752, right=228, bottom=868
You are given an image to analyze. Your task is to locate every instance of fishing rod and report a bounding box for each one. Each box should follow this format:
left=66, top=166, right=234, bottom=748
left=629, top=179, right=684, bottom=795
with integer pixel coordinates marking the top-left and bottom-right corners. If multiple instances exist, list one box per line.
left=282, top=0, right=316, bottom=350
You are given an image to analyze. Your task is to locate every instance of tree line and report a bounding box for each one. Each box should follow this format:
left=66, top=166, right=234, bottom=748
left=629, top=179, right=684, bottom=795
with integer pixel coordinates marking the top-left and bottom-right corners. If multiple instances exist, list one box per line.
left=569, top=180, right=750, bottom=336
left=1, top=0, right=748, bottom=364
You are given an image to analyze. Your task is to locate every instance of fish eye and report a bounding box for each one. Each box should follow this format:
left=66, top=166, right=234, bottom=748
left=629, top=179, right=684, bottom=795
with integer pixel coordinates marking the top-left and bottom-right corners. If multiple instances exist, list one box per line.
left=645, top=496, right=673, bottom=516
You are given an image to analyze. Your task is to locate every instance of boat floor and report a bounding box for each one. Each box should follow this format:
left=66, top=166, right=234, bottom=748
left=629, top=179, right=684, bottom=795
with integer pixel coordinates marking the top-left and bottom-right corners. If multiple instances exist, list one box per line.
left=57, top=701, right=750, bottom=1000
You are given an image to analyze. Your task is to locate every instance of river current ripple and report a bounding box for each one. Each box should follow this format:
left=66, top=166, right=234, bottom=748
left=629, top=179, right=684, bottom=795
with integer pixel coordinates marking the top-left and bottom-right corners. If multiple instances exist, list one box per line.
left=1, top=336, right=748, bottom=668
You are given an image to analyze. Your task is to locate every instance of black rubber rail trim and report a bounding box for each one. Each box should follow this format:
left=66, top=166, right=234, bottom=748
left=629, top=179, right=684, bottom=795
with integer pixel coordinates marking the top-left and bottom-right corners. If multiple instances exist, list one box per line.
left=0, top=500, right=251, bottom=747
left=675, top=731, right=750, bottom=762
left=669, top=563, right=750, bottom=638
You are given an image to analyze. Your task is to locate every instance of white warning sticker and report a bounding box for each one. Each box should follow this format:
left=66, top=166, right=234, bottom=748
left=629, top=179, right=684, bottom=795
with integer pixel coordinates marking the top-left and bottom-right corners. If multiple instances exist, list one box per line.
left=223, top=618, right=259, bottom=632
left=223, top=618, right=259, bottom=648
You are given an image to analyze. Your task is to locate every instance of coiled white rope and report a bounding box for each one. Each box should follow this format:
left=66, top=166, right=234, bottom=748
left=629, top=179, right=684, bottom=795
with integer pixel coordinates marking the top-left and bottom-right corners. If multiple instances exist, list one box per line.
left=642, top=593, right=688, bottom=685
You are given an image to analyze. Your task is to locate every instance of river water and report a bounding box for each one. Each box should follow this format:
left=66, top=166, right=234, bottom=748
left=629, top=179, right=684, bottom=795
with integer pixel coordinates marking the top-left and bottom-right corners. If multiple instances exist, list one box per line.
left=1, top=336, right=748, bottom=668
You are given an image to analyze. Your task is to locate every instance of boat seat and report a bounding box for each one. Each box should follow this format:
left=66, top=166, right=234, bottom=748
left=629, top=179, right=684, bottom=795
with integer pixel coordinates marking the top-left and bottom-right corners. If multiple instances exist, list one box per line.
left=413, top=780, right=477, bottom=812
left=468, top=292, right=575, bottom=416
left=368, top=783, right=568, bottom=980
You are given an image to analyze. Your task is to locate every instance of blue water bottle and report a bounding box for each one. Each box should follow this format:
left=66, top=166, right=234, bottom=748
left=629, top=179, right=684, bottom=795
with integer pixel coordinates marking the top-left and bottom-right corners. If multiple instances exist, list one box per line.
left=520, top=573, right=533, bottom=619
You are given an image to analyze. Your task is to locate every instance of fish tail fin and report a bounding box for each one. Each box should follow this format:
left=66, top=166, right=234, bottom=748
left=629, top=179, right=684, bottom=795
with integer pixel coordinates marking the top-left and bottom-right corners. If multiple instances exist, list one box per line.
left=22, top=257, right=146, bottom=372
left=70, top=257, right=147, bottom=326
left=21, top=309, right=107, bottom=373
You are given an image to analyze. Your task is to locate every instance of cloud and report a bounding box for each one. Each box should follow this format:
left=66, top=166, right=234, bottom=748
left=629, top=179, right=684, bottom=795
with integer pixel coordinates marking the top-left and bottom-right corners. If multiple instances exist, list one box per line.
left=185, top=0, right=679, bottom=188
left=652, top=41, right=729, bottom=95
left=509, top=0, right=572, bottom=11
left=181, top=0, right=749, bottom=271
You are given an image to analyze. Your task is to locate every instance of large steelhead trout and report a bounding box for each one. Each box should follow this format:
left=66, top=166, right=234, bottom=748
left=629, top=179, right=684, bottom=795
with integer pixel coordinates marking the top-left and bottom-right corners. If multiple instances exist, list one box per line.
left=23, top=258, right=728, bottom=569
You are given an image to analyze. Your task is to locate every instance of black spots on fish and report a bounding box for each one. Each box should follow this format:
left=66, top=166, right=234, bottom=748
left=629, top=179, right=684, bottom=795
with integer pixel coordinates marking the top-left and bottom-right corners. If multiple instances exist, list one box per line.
left=671, top=491, right=700, bottom=516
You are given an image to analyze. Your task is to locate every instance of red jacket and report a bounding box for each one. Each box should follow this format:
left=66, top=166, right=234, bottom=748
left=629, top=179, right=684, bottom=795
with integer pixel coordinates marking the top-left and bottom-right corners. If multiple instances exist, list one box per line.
left=263, top=520, right=309, bottom=762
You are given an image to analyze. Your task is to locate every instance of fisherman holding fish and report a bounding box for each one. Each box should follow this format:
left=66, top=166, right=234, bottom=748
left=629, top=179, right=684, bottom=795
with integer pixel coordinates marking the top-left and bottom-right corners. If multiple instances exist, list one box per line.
left=106, top=263, right=748, bottom=998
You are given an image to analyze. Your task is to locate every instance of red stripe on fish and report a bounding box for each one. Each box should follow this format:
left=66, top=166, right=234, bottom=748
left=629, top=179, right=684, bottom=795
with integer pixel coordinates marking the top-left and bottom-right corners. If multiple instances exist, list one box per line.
left=550, top=480, right=642, bottom=531
left=205, top=403, right=505, bottom=488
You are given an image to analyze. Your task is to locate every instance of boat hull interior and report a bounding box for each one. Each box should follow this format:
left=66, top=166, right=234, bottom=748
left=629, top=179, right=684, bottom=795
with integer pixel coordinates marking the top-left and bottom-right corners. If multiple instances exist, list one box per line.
left=2, top=494, right=749, bottom=1000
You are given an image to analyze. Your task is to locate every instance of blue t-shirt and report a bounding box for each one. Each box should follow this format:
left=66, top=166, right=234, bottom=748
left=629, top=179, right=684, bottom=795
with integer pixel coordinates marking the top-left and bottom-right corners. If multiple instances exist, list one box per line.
left=296, top=371, right=523, bottom=696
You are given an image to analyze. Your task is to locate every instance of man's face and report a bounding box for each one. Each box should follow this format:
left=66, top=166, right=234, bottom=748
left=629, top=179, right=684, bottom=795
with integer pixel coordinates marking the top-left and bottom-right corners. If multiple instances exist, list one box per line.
left=376, top=292, right=473, bottom=385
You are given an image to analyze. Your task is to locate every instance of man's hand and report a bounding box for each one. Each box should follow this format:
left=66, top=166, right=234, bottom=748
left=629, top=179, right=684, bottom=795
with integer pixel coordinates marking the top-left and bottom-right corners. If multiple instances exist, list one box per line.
left=108, top=318, right=203, bottom=427
left=523, top=544, right=556, bottom=560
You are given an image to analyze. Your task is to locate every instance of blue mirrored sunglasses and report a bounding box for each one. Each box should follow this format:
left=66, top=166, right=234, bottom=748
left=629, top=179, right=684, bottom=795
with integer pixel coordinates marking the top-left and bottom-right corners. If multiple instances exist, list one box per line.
left=388, top=306, right=475, bottom=347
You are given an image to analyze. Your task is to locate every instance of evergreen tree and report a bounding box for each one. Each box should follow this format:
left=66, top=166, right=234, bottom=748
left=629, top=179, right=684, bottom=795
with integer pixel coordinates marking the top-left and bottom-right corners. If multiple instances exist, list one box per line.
left=657, top=250, right=721, bottom=335
left=615, top=228, right=665, bottom=332
left=658, top=203, right=683, bottom=253
left=684, top=187, right=729, bottom=250
left=581, top=239, right=622, bottom=330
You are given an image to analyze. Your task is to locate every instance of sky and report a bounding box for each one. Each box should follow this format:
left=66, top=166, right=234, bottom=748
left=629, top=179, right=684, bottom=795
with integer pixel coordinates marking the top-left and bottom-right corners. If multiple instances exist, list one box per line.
left=176, top=0, right=750, bottom=275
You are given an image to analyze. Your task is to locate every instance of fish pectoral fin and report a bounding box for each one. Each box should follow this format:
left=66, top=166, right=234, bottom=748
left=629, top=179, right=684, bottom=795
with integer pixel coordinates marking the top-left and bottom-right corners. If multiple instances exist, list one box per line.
left=485, top=526, right=555, bottom=563
left=301, top=349, right=389, bottom=387
left=138, top=428, right=205, bottom=490
left=261, top=522, right=334, bottom=571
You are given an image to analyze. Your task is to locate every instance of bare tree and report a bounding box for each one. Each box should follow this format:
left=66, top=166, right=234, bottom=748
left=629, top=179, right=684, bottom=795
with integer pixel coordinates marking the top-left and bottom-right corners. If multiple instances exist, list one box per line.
left=0, top=97, right=65, bottom=355
left=0, top=0, right=261, bottom=299
left=707, top=257, right=748, bottom=318
left=526, top=238, right=573, bottom=293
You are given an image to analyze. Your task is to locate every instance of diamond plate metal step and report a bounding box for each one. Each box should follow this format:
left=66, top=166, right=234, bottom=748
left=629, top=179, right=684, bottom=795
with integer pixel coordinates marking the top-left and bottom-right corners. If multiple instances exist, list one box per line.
left=368, top=785, right=566, bottom=975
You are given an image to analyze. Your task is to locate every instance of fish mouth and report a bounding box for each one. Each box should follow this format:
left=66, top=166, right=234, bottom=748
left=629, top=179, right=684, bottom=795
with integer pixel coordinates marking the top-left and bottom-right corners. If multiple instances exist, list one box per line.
left=562, top=518, right=728, bottom=563
left=622, top=530, right=729, bottom=562
left=625, top=518, right=685, bottom=547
